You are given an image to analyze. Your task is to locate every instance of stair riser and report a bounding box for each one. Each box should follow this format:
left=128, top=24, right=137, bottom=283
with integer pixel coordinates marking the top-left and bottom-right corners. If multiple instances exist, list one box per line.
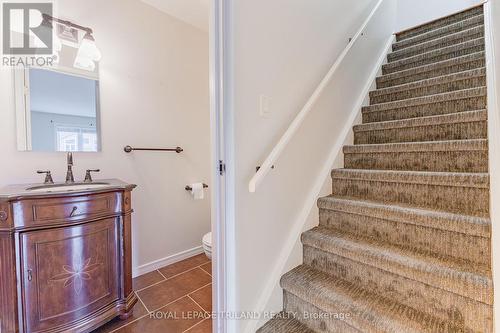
left=396, top=9, right=484, bottom=43
left=256, top=313, right=315, bottom=333
left=318, top=209, right=491, bottom=265
left=344, top=150, right=488, bottom=172
left=383, top=43, right=485, bottom=75
left=370, top=76, right=485, bottom=105
left=283, top=292, right=360, bottom=333
left=303, top=246, right=492, bottom=332
left=331, top=177, right=489, bottom=217
left=390, top=28, right=484, bottom=62
left=377, top=57, right=485, bottom=89
left=363, top=96, right=487, bottom=123
left=354, top=120, right=487, bottom=144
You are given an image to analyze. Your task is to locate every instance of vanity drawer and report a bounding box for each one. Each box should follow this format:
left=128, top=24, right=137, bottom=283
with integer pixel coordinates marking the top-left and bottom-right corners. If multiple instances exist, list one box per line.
left=13, top=192, right=122, bottom=227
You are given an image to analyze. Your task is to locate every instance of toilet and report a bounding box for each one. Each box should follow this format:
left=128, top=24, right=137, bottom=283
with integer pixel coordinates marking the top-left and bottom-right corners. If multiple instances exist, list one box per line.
left=202, top=232, right=212, bottom=259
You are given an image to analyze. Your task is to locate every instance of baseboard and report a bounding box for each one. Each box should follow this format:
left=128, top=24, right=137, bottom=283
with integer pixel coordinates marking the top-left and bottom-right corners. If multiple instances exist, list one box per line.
left=244, top=34, right=395, bottom=333
left=132, top=246, right=204, bottom=278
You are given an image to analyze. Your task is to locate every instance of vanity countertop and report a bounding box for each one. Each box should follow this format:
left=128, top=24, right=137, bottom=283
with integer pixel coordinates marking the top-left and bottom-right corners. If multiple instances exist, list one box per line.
left=0, top=178, right=136, bottom=201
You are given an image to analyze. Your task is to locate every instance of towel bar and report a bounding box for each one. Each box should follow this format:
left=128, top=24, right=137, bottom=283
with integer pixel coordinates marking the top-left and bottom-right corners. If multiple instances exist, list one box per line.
left=124, top=145, right=183, bottom=153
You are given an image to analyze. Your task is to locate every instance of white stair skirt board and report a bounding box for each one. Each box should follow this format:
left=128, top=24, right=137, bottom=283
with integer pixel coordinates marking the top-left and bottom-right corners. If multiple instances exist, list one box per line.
left=483, top=1, right=500, bottom=329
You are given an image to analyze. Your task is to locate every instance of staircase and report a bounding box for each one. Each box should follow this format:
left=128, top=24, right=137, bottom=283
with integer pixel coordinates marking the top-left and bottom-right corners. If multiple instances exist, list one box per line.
left=258, top=5, right=492, bottom=333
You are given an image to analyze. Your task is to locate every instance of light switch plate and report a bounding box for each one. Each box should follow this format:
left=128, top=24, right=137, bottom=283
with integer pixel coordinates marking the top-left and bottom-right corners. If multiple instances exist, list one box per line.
left=259, top=94, right=271, bottom=118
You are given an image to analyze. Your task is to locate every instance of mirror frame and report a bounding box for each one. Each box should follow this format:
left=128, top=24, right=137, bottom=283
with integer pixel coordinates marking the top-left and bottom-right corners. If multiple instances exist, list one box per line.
left=14, top=66, right=101, bottom=152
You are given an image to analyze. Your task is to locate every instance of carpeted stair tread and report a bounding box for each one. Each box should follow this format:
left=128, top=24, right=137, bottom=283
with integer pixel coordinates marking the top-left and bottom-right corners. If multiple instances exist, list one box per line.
left=301, top=227, right=492, bottom=304
left=394, top=13, right=484, bottom=50
left=377, top=51, right=485, bottom=89
left=362, top=87, right=486, bottom=123
left=317, top=196, right=490, bottom=238
left=256, top=312, right=316, bottom=333
left=317, top=196, right=491, bottom=266
left=370, top=67, right=486, bottom=104
left=331, top=169, right=489, bottom=217
left=354, top=109, right=487, bottom=144
left=343, top=139, right=488, bottom=172
left=389, top=25, right=484, bottom=62
left=383, top=38, right=484, bottom=75
left=281, top=266, right=469, bottom=333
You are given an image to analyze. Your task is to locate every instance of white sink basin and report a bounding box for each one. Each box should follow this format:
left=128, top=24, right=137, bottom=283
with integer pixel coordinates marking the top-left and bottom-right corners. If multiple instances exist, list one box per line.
left=27, top=183, right=110, bottom=193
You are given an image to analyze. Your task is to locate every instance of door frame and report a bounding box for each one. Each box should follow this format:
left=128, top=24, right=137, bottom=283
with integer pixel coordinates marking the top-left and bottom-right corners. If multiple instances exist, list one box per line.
left=210, top=1, right=235, bottom=332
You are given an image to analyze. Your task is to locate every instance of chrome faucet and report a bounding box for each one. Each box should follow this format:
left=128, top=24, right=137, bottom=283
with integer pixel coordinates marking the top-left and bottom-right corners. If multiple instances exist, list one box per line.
left=65, top=152, right=75, bottom=184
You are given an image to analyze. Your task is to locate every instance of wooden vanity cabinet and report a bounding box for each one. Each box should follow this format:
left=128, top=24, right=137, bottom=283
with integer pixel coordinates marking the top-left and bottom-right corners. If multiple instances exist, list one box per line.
left=0, top=180, right=136, bottom=333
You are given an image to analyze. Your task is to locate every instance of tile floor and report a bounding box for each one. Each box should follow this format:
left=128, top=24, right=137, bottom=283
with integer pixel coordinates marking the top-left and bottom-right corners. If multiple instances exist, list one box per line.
left=93, top=254, right=213, bottom=333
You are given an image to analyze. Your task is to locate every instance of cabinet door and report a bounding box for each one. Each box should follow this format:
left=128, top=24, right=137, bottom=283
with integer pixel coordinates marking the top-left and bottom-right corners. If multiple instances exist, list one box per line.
left=20, top=218, right=120, bottom=333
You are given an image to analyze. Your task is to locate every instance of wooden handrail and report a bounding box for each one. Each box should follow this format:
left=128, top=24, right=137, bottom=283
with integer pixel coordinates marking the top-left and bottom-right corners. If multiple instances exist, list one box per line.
left=248, top=0, right=384, bottom=193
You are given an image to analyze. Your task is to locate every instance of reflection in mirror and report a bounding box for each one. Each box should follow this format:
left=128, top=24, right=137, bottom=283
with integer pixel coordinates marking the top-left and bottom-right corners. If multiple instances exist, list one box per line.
left=15, top=67, right=100, bottom=152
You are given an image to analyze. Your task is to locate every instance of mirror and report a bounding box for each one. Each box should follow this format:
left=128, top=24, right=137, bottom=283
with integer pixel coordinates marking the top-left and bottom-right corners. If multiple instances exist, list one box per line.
left=15, top=67, right=101, bottom=152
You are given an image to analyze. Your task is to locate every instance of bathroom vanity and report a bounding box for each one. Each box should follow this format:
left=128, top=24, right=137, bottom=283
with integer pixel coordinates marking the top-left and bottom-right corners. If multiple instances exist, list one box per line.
left=0, top=179, right=136, bottom=333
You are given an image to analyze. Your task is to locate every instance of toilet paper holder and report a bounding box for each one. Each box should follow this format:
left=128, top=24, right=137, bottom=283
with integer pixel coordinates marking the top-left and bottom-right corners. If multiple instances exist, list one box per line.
left=185, top=183, right=209, bottom=191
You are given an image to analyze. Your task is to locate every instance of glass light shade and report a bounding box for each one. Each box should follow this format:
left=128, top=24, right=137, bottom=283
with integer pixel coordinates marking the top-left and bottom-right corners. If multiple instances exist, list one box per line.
left=77, top=32, right=102, bottom=61
left=73, top=55, right=96, bottom=71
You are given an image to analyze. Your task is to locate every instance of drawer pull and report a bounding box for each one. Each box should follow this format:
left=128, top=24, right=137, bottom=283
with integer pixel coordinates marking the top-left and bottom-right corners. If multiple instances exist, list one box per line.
left=27, top=269, right=33, bottom=281
left=69, top=206, right=78, bottom=217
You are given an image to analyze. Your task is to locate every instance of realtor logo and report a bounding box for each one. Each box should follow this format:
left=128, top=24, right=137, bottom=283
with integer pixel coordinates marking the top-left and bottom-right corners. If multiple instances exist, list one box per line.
left=2, top=2, right=53, bottom=55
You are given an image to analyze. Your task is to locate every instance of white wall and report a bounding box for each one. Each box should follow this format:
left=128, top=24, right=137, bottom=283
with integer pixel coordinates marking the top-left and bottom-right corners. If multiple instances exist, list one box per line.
left=140, top=0, right=209, bottom=32
left=396, top=0, right=484, bottom=32
left=0, top=0, right=210, bottom=275
left=226, top=0, right=397, bottom=331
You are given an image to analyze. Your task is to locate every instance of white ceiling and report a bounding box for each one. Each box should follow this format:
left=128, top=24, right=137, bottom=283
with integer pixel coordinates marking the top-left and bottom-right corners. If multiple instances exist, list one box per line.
left=140, top=0, right=209, bottom=31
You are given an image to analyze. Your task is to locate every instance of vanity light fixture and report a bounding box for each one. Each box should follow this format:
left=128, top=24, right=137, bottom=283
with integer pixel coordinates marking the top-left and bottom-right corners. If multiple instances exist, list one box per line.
left=42, top=14, right=101, bottom=71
